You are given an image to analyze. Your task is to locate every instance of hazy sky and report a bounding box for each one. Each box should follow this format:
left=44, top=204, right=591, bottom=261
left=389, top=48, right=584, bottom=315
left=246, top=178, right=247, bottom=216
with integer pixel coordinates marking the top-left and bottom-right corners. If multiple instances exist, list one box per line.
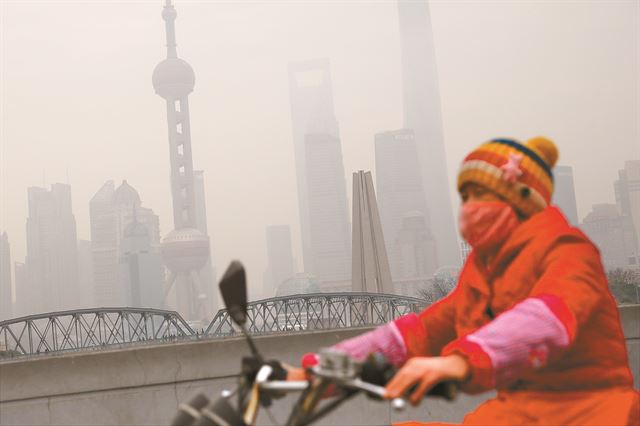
left=1, top=0, right=638, bottom=298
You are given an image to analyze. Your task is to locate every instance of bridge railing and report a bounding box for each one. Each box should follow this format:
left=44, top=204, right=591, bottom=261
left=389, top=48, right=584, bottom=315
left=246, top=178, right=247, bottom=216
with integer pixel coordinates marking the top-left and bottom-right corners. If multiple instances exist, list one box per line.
left=0, top=293, right=427, bottom=359
left=205, top=292, right=427, bottom=336
left=0, top=308, right=195, bottom=357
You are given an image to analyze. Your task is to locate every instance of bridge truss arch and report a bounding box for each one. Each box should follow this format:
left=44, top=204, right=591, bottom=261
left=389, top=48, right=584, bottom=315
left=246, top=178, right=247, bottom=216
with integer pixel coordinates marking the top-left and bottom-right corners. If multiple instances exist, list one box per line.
left=0, top=307, right=194, bottom=357
left=1, top=293, right=427, bottom=358
left=205, top=292, right=427, bottom=336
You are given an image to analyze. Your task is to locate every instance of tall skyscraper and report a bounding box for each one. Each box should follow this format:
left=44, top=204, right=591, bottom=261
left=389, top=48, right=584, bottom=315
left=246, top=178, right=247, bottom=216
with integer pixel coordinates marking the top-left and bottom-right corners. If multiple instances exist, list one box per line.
left=90, top=180, right=160, bottom=307
left=193, top=170, right=217, bottom=313
left=119, top=218, right=164, bottom=309
left=304, top=133, right=351, bottom=284
left=13, top=262, right=27, bottom=317
left=375, top=129, right=438, bottom=280
left=396, top=211, right=438, bottom=279
left=153, top=0, right=212, bottom=322
left=264, top=225, right=295, bottom=298
left=553, top=165, right=579, bottom=225
left=398, top=0, right=459, bottom=266
left=351, top=171, right=393, bottom=294
left=581, top=204, right=638, bottom=270
left=25, top=184, right=78, bottom=314
left=77, top=239, right=94, bottom=308
left=288, top=59, right=350, bottom=284
left=0, top=232, right=12, bottom=320
left=615, top=160, right=640, bottom=245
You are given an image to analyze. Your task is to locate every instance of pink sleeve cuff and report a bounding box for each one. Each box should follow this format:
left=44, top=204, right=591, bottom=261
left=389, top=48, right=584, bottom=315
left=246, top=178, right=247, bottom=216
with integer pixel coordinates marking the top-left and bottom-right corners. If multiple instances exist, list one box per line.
left=331, top=321, right=408, bottom=367
left=535, top=294, right=577, bottom=342
left=443, top=295, right=572, bottom=392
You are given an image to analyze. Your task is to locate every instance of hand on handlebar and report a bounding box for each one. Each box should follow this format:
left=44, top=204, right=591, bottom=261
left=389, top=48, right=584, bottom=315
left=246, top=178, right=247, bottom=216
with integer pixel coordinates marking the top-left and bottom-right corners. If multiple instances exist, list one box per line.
left=384, top=355, right=469, bottom=406
left=284, top=364, right=307, bottom=381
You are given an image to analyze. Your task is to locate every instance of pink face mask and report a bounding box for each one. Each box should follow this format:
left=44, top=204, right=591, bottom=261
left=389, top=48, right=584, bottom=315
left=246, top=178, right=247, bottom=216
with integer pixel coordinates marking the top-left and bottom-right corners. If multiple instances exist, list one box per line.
left=459, top=201, right=519, bottom=251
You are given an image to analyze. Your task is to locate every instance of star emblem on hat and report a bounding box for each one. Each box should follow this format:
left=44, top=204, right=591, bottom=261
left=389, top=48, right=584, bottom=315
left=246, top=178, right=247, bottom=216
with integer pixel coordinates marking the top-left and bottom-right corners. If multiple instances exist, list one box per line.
left=501, top=153, right=524, bottom=183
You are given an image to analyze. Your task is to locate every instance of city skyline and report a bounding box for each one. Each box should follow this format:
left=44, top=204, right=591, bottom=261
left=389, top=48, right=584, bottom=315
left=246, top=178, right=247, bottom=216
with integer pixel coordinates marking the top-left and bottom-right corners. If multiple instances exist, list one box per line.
left=2, top=1, right=638, bottom=304
left=1, top=157, right=637, bottom=317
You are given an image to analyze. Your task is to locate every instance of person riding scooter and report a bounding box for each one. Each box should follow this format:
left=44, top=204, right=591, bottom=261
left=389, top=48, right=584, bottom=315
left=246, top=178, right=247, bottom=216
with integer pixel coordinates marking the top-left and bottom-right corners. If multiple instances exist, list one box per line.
left=289, top=136, right=639, bottom=425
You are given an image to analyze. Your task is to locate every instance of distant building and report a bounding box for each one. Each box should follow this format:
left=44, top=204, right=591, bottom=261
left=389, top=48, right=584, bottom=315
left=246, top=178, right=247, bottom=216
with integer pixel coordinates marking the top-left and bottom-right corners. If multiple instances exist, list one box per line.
left=398, top=0, right=459, bottom=266
left=375, top=129, right=438, bottom=280
left=581, top=204, right=638, bottom=270
left=90, top=180, right=160, bottom=307
left=288, top=59, right=350, bottom=283
left=396, top=211, right=438, bottom=279
left=25, top=184, right=78, bottom=314
left=276, top=273, right=320, bottom=298
left=13, top=262, right=27, bottom=317
left=351, top=171, right=393, bottom=294
left=264, top=225, right=295, bottom=298
left=194, top=170, right=217, bottom=313
left=119, top=219, right=164, bottom=309
left=553, top=165, right=579, bottom=225
left=0, top=232, right=12, bottom=320
left=304, top=133, right=351, bottom=283
left=614, top=160, right=640, bottom=244
left=76, top=239, right=94, bottom=309
left=393, top=277, right=425, bottom=299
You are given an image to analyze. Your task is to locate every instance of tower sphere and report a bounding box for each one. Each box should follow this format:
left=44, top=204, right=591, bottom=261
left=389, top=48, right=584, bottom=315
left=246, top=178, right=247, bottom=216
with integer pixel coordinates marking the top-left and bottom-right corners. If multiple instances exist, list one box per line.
left=152, top=58, right=195, bottom=99
left=161, top=228, right=209, bottom=273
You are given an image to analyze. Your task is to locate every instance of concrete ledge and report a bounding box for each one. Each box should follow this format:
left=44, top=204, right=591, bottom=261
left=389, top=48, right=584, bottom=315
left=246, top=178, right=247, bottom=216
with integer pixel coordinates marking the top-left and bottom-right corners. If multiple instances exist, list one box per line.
left=1, top=305, right=638, bottom=425
left=0, top=328, right=369, bottom=403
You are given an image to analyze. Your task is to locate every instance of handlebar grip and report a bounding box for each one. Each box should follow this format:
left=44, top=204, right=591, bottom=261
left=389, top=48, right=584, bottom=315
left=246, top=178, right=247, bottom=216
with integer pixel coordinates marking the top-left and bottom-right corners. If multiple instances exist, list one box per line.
left=361, top=352, right=459, bottom=401
left=425, top=380, right=458, bottom=401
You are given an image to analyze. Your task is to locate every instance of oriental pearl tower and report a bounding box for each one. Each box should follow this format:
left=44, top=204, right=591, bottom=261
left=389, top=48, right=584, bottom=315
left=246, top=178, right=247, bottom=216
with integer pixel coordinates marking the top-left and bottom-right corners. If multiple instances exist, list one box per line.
left=153, top=0, right=210, bottom=322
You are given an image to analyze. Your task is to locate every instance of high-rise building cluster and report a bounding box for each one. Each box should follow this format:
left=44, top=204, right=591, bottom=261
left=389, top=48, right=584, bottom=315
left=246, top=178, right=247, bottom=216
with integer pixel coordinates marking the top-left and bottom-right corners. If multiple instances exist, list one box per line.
left=9, top=0, right=638, bottom=323
left=264, top=0, right=459, bottom=299
left=581, top=160, right=640, bottom=271
left=529, top=160, right=639, bottom=272
left=2, top=1, right=216, bottom=321
left=90, top=180, right=163, bottom=308
left=5, top=180, right=166, bottom=318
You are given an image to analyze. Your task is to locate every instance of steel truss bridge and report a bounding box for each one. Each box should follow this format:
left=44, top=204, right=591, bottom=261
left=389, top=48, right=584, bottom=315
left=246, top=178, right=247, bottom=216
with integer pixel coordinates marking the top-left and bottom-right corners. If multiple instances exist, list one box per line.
left=0, top=293, right=426, bottom=359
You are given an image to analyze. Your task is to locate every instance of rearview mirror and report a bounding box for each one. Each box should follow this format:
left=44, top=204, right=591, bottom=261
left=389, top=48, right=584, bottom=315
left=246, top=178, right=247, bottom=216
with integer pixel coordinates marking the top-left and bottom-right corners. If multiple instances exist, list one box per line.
left=219, top=261, right=248, bottom=326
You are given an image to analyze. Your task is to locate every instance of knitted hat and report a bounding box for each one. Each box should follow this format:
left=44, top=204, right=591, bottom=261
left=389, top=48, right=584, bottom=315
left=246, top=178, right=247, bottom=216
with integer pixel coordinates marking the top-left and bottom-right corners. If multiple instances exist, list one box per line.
left=457, top=137, right=559, bottom=217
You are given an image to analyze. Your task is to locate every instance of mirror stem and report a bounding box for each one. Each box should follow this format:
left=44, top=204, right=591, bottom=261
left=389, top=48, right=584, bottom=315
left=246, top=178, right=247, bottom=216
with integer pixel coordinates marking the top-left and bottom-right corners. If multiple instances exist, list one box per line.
left=239, top=323, right=262, bottom=360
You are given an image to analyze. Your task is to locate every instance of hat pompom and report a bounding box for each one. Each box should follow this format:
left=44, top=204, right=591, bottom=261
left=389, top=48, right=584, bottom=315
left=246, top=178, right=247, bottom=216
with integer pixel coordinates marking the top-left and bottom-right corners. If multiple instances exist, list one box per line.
left=526, top=136, right=558, bottom=168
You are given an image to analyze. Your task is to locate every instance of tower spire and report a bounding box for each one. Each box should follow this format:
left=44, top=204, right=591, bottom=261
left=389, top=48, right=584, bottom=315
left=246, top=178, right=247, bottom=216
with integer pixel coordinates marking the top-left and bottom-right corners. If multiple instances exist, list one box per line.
left=162, top=0, right=178, bottom=59
left=153, top=0, right=213, bottom=321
